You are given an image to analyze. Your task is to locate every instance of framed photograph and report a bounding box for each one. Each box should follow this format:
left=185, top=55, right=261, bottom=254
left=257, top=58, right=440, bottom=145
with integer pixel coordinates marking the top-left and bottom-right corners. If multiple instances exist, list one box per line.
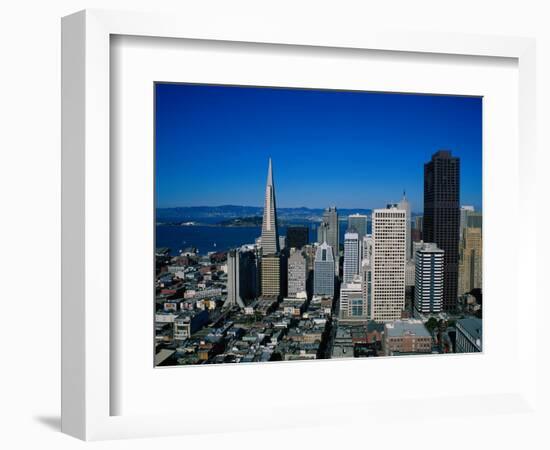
left=62, top=9, right=537, bottom=441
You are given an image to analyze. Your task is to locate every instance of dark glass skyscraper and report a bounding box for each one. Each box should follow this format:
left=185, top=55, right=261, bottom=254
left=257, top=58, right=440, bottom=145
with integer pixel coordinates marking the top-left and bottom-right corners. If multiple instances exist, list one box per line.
left=423, top=150, right=460, bottom=311
left=286, top=226, right=309, bottom=249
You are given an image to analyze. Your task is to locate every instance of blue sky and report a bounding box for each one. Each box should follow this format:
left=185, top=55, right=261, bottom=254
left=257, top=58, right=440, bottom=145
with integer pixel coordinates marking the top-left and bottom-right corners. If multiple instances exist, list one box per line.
left=155, top=83, right=482, bottom=213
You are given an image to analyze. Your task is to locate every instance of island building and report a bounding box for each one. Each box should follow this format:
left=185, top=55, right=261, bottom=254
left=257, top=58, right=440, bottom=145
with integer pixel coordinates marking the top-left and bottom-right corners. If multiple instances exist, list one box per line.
left=414, top=242, right=444, bottom=314
left=371, top=206, right=406, bottom=321
left=424, top=150, right=460, bottom=311
left=313, top=241, right=335, bottom=297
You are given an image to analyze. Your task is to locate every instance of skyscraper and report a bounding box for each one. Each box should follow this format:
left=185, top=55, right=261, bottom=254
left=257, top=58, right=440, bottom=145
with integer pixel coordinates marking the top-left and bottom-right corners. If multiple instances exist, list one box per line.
left=372, top=207, right=406, bottom=321
left=347, top=214, right=368, bottom=241
left=340, top=276, right=365, bottom=320
left=460, top=205, right=475, bottom=240
left=261, top=254, right=281, bottom=298
left=459, top=226, right=482, bottom=296
left=320, top=207, right=339, bottom=274
left=313, top=242, right=335, bottom=297
left=286, top=226, right=309, bottom=249
left=424, top=150, right=460, bottom=311
left=260, top=158, right=280, bottom=255
left=343, top=232, right=360, bottom=283
left=414, top=242, right=444, bottom=314
left=287, top=249, right=307, bottom=298
left=398, top=192, right=412, bottom=261
left=260, top=158, right=281, bottom=298
left=361, top=234, right=374, bottom=319
left=226, top=247, right=258, bottom=308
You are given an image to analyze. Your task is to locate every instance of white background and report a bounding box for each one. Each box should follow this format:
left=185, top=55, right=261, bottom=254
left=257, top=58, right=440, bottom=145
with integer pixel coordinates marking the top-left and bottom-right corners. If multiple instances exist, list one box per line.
left=112, top=35, right=520, bottom=418
left=1, top=1, right=548, bottom=449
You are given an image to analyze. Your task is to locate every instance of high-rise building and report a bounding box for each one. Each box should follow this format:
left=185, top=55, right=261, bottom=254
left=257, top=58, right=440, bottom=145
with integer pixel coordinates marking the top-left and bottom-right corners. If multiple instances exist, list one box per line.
left=261, top=254, right=281, bottom=298
left=361, top=234, right=374, bottom=319
left=459, top=226, right=482, bottom=296
left=313, top=242, right=335, bottom=297
left=343, top=232, right=360, bottom=283
left=414, top=216, right=423, bottom=233
left=361, top=259, right=373, bottom=319
left=226, top=247, right=258, bottom=308
left=424, top=150, right=460, bottom=311
left=286, top=226, right=309, bottom=249
left=279, top=235, right=287, bottom=251
left=371, top=207, right=407, bottom=321
left=319, top=207, right=339, bottom=274
left=398, top=192, right=412, bottom=261
left=467, top=212, right=482, bottom=229
left=260, top=158, right=280, bottom=255
left=414, top=242, right=444, bottom=314
left=287, top=249, right=307, bottom=298
left=340, top=276, right=365, bottom=320
left=405, top=260, right=416, bottom=288
left=412, top=240, right=424, bottom=262
left=260, top=158, right=282, bottom=298
left=347, top=214, right=368, bottom=240
left=460, top=205, right=475, bottom=240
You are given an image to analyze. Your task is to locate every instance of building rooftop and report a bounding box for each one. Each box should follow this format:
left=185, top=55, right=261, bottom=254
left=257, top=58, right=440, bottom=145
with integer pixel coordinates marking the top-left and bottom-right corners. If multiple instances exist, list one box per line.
left=385, top=320, right=431, bottom=338
left=457, top=317, right=482, bottom=342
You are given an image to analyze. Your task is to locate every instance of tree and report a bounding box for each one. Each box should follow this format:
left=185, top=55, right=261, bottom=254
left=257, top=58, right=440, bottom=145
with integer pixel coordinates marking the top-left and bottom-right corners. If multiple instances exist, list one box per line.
left=425, top=317, right=439, bottom=334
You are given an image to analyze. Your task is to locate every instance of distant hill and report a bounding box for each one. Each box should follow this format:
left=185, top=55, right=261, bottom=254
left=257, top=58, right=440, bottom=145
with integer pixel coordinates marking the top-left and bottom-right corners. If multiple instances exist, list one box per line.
left=156, top=205, right=373, bottom=224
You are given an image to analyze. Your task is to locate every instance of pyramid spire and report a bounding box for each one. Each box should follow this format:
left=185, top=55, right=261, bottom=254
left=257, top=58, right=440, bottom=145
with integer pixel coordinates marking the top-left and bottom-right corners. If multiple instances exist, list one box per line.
left=261, top=157, right=279, bottom=254
left=267, top=157, right=273, bottom=186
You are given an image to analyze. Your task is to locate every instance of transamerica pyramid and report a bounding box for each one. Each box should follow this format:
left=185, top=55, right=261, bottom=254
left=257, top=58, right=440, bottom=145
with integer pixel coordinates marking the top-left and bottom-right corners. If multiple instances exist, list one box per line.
left=260, top=157, right=280, bottom=255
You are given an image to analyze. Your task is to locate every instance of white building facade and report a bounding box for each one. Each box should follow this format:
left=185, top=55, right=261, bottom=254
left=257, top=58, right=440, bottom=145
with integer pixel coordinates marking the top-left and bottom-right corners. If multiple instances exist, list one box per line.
left=414, top=242, right=444, bottom=314
left=371, top=207, right=406, bottom=321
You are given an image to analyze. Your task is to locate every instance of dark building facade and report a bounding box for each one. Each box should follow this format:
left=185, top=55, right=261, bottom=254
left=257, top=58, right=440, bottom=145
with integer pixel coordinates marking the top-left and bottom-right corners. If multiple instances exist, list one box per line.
left=286, top=226, right=309, bottom=249
left=423, top=150, right=460, bottom=311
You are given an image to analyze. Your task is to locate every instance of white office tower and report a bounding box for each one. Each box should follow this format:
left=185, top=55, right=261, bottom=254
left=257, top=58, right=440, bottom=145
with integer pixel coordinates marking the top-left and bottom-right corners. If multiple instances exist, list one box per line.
left=414, top=243, right=444, bottom=314
left=313, top=242, right=335, bottom=297
left=340, top=275, right=365, bottom=320
left=343, top=232, right=360, bottom=283
left=371, top=207, right=406, bottom=321
left=398, top=191, right=412, bottom=260
left=287, top=249, right=307, bottom=298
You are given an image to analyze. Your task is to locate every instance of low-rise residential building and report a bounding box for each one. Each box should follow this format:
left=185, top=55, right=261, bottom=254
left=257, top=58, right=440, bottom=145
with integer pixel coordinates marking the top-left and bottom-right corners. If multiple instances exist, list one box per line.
left=173, top=310, right=209, bottom=342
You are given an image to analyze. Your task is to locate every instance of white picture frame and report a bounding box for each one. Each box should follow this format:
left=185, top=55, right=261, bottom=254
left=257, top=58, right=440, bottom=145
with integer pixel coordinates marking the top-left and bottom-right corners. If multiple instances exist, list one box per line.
left=61, top=9, right=538, bottom=441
